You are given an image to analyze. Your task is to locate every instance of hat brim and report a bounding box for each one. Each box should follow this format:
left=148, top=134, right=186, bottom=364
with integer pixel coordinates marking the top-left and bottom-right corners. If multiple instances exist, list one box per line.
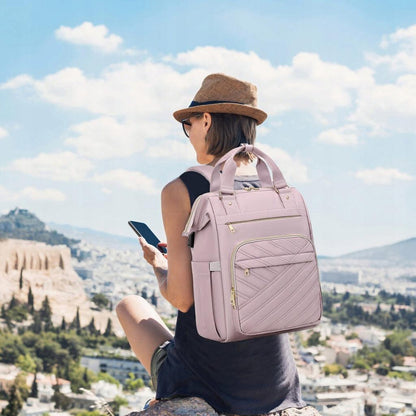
left=173, top=103, right=267, bottom=125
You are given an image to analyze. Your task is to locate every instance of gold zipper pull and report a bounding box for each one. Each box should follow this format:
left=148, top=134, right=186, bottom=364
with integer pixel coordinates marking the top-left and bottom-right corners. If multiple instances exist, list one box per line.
left=230, top=287, right=236, bottom=309
left=244, top=268, right=250, bottom=277
left=227, top=223, right=235, bottom=233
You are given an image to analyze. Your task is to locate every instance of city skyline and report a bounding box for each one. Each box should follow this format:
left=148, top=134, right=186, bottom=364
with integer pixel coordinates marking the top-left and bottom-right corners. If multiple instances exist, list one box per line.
left=0, top=1, right=415, bottom=256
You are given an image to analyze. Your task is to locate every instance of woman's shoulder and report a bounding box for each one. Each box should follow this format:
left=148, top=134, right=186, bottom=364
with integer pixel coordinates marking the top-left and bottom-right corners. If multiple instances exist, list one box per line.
left=162, top=177, right=188, bottom=197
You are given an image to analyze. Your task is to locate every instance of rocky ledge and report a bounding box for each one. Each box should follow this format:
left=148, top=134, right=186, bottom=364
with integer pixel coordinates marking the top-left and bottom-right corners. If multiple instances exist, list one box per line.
left=125, top=397, right=319, bottom=416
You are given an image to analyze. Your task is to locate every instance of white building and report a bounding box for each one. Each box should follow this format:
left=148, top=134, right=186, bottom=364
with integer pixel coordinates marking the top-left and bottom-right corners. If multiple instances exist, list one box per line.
left=26, top=373, right=71, bottom=403
left=81, top=356, right=149, bottom=384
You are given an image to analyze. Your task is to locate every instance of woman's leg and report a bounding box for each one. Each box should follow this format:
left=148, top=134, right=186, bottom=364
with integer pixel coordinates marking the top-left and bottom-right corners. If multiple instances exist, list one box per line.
left=116, top=295, right=173, bottom=375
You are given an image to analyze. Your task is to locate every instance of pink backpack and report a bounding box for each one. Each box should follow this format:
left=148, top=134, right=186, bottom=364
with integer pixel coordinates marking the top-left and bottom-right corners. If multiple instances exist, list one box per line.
left=182, top=144, right=322, bottom=342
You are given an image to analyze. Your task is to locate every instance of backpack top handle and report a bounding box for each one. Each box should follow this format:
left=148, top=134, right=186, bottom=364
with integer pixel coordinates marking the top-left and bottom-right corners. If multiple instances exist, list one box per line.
left=210, top=144, right=288, bottom=193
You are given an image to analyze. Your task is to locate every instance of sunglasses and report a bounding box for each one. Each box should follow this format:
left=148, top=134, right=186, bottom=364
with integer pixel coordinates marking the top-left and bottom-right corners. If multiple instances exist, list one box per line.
left=181, top=118, right=192, bottom=138
left=181, top=114, right=203, bottom=138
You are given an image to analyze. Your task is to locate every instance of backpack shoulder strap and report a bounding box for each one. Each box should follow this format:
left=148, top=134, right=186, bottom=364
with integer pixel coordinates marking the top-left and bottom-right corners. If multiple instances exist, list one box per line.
left=185, top=165, right=214, bottom=182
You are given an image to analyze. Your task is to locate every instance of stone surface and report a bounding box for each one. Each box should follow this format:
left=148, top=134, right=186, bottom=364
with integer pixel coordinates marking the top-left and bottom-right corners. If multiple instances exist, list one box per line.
left=125, top=397, right=320, bottom=416
left=126, top=397, right=218, bottom=416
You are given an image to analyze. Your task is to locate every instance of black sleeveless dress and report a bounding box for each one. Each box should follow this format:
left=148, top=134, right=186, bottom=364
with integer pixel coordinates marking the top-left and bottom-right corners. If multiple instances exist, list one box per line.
left=155, top=171, right=305, bottom=415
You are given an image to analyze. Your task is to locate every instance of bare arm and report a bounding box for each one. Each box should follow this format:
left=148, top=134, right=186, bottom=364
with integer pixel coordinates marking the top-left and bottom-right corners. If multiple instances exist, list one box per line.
left=160, top=178, right=194, bottom=312
left=139, top=178, right=193, bottom=312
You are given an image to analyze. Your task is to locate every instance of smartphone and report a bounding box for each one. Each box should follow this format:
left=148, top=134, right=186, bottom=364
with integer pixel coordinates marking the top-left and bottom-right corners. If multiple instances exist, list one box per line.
left=128, top=221, right=167, bottom=254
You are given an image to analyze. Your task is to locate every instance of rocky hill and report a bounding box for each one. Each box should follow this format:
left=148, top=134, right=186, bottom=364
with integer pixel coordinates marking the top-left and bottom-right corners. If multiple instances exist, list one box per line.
left=0, top=208, right=89, bottom=260
left=0, top=208, right=78, bottom=246
left=0, top=238, right=120, bottom=334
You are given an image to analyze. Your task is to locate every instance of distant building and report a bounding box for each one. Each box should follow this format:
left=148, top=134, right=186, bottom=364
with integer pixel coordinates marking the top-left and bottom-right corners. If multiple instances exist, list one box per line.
left=26, top=373, right=71, bottom=403
left=321, top=271, right=359, bottom=285
left=301, top=376, right=364, bottom=410
left=81, top=356, right=149, bottom=384
left=20, top=398, right=58, bottom=416
left=0, top=364, right=20, bottom=393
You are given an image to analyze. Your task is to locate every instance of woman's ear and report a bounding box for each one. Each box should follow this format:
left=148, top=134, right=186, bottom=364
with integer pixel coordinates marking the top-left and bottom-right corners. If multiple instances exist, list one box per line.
left=202, top=112, right=211, bottom=130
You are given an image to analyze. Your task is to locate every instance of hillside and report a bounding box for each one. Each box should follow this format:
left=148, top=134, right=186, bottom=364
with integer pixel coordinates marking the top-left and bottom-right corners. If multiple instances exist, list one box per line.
left=339, top=237, right=416, bottom=264
left=49, top=221, right=138, bottom=250
left=0, top=208, right=90, bottom=260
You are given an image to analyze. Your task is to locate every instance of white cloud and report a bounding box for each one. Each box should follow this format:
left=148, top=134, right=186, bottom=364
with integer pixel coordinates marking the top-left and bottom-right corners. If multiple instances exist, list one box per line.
left=355, top=167, right=413, bottom=185
left=8, top=151, right=94, bottom=181
left=0, top=74, right=34, bottom=90
left=5, top=47, right=374, bottom=130
left=366, top=24, right=416, bottom=72
left=168, top=47, right=374, bottom=119
left=55, top=22, right=123, bottom=53
left=0, top=126, right=9, bottom=139
left=20, top=187, right=67, bottom=201
left=4, top=43, right=414, bottom=154
left=147, top=139, right=196, bottom=160
left=351, top=74, right=416, bottom=135
left=65, top=116, right=147, bottom=160
left=0, top=185, right=66, bottom=202
left=255, top=142, right=308, bottom=183
left=317, top=124, right=358, bottom=146
left=93, top=169, right=160, bottom=194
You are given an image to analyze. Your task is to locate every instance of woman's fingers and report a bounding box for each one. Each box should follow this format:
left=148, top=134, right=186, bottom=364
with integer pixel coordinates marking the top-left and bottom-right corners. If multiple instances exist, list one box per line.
left=139, top=237, right=167, bottom=267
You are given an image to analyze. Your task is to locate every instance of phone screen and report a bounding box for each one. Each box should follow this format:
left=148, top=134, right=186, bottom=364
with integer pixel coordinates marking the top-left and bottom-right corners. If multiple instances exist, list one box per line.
left=128, top=221, right=167, bottom=254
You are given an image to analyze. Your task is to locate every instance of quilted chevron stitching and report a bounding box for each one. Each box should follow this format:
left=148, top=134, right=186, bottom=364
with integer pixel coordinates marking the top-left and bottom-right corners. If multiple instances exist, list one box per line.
left=239, top=261, right=316, bottom=323
left=247, top=264, right=320, bottom=330
left=238, top=262, right=306, bottom=318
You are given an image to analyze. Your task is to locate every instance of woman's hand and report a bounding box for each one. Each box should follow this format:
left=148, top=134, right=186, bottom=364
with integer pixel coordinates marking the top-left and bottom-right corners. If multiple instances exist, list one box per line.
left=139, top=237, right=168, bottom=269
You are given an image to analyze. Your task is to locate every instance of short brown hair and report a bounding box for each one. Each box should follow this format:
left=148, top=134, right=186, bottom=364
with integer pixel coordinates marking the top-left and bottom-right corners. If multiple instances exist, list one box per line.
left=205, top=113, right=257, bottom=161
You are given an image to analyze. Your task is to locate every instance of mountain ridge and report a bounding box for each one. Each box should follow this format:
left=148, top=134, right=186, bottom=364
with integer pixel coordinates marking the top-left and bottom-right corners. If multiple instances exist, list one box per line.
left=1, top=208, right=414, bottom=263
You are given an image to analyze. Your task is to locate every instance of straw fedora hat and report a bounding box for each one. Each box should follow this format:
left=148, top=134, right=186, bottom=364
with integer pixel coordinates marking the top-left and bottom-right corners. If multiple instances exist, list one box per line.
left=173, top=73, right=267, bottom=125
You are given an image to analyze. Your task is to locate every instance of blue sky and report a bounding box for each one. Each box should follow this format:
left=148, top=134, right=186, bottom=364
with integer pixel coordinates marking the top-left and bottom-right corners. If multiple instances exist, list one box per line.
left=0, top=1, right=415, bottom=256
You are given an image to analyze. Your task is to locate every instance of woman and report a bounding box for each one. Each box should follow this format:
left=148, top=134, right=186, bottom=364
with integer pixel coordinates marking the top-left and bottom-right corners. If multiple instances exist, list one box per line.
left=116, top=74, right=307, bottom=415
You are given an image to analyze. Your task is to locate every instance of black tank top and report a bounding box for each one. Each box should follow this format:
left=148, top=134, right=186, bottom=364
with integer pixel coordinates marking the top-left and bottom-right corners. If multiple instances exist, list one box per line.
left=155, top=171, right=305, bottom=415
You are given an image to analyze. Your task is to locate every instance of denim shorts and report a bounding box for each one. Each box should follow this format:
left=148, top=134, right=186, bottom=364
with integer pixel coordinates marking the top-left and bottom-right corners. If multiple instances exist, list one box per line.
left=150, top=340, right=171, bottom=390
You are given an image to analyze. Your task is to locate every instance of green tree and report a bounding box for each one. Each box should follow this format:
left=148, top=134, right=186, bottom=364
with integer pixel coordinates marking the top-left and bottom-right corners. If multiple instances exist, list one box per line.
left=1, top=384, right=23, bottom=416
left=27, top=286, right=34, bottom=312
left=71, top=307, right=81, bottom=335
left=111, top=396, right=128, bottom=416
left=35, top=339, right=61, bottom=373
left=30, top=373, right=38, bottom=398
left=8, top=295, right=17, bottom=310
left=19, top=268, right=23, bottom=290
left=60, top=317, right=66, bottom=331
left=16, top=354, right=36, bottom=373
left=383, top=331, right=415, bottom=356
left=323, top=364, right=348, bottom=378
left=39, top=296, right=53, bottom=332
left=352, top=358, right=370, bottom=371
left=104, top=318, right=113, bottom=337
left=91, top=293, right=109, bottom=310
left=96, top=372, right=119, bottom=386
left=124, top=372, right=144, bottom=391
left=51, top=385, right=72, bottom=411
left=30, top=312, right=42, bottom=334
left=0, top=333, right=27, bottom=363
left=14, top=372, right=29, bottom=402
left=87, top=317, right=98, bottom=335
left=307, top=331, right=321, bottom=346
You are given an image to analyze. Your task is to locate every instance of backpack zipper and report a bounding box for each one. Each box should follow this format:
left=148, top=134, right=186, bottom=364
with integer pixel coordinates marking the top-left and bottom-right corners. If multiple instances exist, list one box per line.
left=229, top=233, right=312, bottom=309
left=226, top=215, right=301, bottom=232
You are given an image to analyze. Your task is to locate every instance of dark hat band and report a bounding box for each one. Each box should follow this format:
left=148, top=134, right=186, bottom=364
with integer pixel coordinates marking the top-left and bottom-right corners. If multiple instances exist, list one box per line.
left=189, top=99, right=244, bottom=107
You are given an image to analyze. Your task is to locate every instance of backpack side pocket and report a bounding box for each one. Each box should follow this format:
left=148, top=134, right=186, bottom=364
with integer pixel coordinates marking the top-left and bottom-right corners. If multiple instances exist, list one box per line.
left=191, top=261, right=223, bottom=341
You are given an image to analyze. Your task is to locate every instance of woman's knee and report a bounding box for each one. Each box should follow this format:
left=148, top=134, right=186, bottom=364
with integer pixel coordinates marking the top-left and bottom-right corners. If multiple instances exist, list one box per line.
left=116, top=295, right=151, bottom=319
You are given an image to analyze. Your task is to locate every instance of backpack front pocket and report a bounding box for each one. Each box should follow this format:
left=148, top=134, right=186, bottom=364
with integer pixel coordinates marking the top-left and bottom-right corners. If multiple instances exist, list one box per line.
left=231, top=234, right=322, bottom=336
